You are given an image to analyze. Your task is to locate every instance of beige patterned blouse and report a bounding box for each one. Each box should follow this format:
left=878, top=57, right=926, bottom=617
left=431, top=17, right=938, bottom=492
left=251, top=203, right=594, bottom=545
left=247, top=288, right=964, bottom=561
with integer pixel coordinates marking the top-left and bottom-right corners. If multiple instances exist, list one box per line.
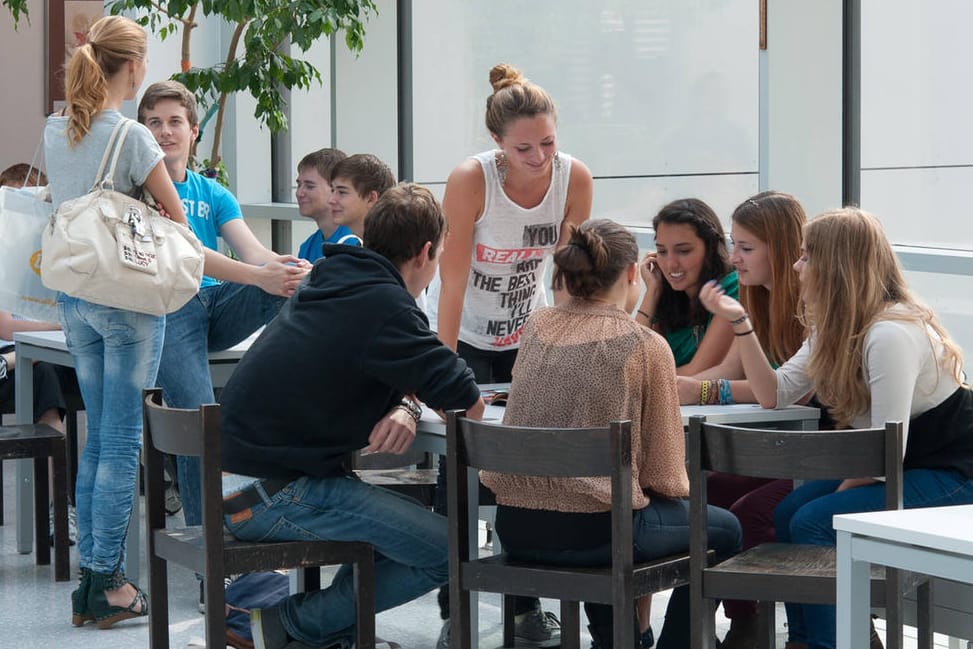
left=480, top=298, right=689, bottom=512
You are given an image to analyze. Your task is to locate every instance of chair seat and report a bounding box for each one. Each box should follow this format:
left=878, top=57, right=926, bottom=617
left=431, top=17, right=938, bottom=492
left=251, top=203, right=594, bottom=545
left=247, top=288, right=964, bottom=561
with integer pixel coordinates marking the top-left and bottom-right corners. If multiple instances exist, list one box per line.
left=152, top=526, right=375, bottom=577
left=462, top=550, right=703, bottom=604
left=0, top=424, right=64, bottom=457
left=703, top=542, right=924, bottom=606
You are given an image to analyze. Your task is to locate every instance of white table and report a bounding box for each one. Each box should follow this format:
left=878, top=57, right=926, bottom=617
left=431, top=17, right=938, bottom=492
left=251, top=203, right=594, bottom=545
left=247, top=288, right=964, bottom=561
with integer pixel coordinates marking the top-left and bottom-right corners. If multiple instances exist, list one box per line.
left=12, top=329, right=257, bottom=583
left=835, top=505, right=973, bottom=649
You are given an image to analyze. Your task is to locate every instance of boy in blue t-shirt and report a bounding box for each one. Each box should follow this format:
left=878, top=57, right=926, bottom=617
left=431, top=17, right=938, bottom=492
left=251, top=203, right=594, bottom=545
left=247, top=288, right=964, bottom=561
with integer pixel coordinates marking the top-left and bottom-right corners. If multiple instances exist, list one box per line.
left=295, top=148, right=361, bottom=262
left=137, top=80, right=310, bottom=540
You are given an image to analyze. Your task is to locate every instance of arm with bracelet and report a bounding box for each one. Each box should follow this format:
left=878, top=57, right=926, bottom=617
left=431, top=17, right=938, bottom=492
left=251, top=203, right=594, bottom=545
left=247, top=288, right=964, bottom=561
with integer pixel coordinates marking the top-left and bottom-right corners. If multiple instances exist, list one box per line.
left=697, top=280, right=779, bottom=408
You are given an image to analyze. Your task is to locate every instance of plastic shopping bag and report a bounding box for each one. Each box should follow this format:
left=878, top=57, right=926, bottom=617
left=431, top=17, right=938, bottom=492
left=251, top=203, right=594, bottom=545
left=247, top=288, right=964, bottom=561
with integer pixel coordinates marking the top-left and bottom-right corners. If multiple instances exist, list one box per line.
left=0, top=184, right=58, bottom=322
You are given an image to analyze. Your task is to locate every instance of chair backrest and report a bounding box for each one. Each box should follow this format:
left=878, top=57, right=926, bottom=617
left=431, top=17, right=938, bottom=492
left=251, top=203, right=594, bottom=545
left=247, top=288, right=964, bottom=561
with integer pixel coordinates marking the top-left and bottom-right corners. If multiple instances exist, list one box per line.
left=445, top=408, right=633, bottom=562
left=142, top=388, right=224, bottom=560
left=688, top=416, right=904, bottom=513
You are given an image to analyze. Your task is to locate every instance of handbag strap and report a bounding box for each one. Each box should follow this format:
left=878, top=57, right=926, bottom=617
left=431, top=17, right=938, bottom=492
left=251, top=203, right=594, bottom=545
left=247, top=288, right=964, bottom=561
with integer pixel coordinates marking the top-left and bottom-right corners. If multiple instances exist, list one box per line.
left=92, top=118, right=134, bottom=192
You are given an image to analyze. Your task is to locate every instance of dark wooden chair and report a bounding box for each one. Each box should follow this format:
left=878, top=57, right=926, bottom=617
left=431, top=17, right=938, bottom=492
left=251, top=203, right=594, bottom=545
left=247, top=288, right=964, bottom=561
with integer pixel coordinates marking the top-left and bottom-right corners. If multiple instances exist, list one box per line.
left=142, top=388, right=377, bottom=649
left=0, top=422, right=69, bottom=580
left=447, top=410, right=702, bottom=649
left=688, top=417, right=933, bottom=649
left=1, top=389, right=83, bottom=526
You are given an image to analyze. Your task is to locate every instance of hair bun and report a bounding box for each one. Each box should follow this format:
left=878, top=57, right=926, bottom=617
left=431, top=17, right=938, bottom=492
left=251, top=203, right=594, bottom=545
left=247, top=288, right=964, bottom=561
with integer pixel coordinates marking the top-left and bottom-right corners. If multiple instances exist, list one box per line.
left=489, top=63, right=525, bottom=93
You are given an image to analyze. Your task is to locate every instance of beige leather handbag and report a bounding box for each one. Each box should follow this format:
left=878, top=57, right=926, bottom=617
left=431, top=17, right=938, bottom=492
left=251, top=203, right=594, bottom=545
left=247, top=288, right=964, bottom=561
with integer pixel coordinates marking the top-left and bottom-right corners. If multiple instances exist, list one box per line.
left=41, top=119, right=204, bottom=316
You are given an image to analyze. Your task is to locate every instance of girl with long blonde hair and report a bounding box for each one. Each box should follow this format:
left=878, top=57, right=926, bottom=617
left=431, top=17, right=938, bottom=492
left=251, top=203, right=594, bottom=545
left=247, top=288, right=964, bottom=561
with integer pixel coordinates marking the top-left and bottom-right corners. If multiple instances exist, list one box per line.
left=699, top=207, right=973, bottom=649
left=44, top=14, right=188, bottom=629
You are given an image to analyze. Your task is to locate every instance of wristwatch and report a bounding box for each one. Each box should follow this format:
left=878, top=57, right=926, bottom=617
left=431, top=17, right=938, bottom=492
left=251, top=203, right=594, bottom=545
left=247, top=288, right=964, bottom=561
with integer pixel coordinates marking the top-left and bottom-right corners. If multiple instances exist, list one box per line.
left=0, top=355, right=8, bottom=381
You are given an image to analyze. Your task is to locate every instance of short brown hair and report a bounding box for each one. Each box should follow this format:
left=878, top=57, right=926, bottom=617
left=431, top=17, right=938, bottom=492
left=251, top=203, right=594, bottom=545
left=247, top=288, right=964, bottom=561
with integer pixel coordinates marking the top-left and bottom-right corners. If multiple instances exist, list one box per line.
left=330, top=154, right=395, bottom=199
left=363, top=183, right=445, bottom=266
left=138, top=79, right=199, bottom=127
left=0, top=163, right=46, bottom=187
left=298, top=148, right=347, bottom=181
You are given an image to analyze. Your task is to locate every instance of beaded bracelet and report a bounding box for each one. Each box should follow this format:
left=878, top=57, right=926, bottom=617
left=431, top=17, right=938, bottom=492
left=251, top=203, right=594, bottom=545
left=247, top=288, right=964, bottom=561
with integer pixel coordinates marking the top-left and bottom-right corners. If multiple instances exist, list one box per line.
left=699, top=379, right=710, bottom=406
left=718, top=378, right=735, bottom=405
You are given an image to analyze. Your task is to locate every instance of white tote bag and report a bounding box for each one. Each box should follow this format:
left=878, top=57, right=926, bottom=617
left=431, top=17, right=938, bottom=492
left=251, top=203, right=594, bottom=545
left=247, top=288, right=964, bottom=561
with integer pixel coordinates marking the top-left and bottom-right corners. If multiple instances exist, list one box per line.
left=0, top=184, right=59, bottom=322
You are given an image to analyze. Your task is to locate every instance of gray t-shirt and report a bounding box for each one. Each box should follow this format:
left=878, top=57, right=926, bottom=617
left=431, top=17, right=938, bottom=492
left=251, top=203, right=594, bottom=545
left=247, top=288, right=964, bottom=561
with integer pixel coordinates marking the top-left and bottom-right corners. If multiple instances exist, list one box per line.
left=44, top=109, right=163, bottom=207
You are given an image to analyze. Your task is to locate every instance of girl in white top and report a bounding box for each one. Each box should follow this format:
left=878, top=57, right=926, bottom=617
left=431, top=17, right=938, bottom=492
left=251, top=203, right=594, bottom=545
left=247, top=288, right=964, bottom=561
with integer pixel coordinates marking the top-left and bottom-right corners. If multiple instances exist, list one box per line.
left=699, top=207, right=973, bottom=649
left=427, top=63, right=592, bottom=382
left=425, top=63, right=592, bottom=648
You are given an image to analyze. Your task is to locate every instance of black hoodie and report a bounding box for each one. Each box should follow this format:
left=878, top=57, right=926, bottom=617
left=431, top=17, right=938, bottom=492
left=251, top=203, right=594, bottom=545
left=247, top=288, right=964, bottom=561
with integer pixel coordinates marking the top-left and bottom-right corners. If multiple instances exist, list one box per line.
left=221, top=244, right=479, bottom=479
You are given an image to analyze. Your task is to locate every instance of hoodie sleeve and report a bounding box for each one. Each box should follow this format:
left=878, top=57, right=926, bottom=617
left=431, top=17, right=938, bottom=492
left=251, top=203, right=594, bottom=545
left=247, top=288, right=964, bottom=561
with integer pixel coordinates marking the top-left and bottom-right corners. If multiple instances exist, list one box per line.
left=361, top=299, right=480, bottom=411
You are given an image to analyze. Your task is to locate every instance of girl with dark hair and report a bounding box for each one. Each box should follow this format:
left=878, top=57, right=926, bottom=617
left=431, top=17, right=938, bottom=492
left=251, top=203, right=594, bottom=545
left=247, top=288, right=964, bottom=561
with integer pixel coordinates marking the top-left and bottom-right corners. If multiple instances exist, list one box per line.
left=636, top=198, right=737, bottom=375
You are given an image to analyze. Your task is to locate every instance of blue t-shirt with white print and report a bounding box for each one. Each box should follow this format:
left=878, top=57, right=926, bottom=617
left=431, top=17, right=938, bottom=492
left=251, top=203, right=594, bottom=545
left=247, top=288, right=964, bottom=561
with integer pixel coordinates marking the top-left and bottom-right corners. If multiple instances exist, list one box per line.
left=173, top=170, right=242, bottom=287
left=298, top=225, right=361, bottom=263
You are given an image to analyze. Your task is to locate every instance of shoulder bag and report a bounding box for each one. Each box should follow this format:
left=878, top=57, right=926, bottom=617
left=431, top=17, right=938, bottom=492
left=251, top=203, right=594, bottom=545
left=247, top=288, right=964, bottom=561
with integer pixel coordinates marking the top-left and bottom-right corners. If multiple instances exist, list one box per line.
left=41, top=118, right=204, bottom=316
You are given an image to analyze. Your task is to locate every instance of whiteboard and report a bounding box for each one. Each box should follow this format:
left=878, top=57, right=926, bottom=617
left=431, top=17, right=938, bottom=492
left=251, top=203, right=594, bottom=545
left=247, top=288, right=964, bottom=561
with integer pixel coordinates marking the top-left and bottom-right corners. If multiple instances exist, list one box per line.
left=410, top=0, right=759, bottom=186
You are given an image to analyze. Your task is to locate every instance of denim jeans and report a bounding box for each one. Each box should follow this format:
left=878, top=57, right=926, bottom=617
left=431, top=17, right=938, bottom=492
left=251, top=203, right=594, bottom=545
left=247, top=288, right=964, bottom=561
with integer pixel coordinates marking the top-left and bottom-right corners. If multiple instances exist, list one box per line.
left=59, top=294, right=164, bottom=575
left=157, top=282, right=285, bottom=526
left=501, top=498, right=742, bottom=649
left=775, top=470, right=973, bottom=649
left=223, top=475, right=449, bottom=648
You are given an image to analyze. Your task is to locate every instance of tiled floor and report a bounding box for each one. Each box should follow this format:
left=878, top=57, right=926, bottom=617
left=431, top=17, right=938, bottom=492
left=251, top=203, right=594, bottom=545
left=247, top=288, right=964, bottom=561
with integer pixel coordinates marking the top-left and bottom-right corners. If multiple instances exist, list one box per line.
left=0, top=461, right=961, bottom=648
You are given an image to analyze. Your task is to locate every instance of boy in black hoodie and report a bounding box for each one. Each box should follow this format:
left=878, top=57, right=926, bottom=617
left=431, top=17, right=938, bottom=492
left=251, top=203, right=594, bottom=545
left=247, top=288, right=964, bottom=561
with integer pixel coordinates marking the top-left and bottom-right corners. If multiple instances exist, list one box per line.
left=220, top=183, right=485, bottom=649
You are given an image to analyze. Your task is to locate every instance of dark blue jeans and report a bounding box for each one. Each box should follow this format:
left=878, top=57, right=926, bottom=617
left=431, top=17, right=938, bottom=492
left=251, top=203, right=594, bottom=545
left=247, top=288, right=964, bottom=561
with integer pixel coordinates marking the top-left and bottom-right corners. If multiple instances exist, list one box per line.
left=224, top=475, right=449, bottom=648
left=775, top=470, right=973, bottom=649
left=157, top=281, right=285, bottom=526
left=501, top=498, right=742, bottom=649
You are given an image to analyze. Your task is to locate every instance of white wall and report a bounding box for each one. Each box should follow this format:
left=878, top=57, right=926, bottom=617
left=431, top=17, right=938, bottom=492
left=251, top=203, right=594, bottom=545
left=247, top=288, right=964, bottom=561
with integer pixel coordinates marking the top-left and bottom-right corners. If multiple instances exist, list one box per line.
left=0, top=0, right=50, bottom=168
left=410, top=0, right=760, bottom=228
left=860, top=0, right=973, bottom=250
left=763, top=0, right=844, bottom=218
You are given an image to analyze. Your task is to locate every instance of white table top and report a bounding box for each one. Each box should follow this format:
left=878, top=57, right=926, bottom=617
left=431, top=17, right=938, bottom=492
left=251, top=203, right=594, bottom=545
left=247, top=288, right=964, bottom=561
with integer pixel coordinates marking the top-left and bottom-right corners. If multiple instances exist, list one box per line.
left=15, top=328, right=259, bottom=360
left=833, top=504, right=973, bottom=557
left=419, top=402, right=819, bottom=431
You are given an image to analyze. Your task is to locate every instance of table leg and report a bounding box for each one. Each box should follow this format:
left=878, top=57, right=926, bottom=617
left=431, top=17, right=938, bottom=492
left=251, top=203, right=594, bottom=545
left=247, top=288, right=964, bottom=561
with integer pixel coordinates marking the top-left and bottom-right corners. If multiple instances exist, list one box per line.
left=837, top=530, right=871, bottom=649
left=15, top=354, right=35, bottom=554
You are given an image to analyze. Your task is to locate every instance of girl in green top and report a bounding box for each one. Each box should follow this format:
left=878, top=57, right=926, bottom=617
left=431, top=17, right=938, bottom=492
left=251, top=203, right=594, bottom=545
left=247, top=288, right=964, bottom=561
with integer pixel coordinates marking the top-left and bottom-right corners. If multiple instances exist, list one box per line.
left=635, top=198, right=737, bottom=375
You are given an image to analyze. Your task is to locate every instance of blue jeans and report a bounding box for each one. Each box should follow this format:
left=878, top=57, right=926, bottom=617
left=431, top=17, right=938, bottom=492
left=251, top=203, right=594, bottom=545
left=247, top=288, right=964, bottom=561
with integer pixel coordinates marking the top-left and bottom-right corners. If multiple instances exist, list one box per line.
left=502, top=498, right=742, bottom=649
left=775, top=470, right=973, bottom=649
left=59, top=295, right=164, bottom=575
left=223, top=475, right=449, bottom=648
left=157, top=282, right=285, bottom=526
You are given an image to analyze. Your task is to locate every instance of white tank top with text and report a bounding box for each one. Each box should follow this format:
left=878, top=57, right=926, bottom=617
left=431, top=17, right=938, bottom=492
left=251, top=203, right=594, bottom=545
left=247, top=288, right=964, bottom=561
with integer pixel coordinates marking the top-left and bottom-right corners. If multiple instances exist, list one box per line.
left=426, top=149, right=572, bottom=351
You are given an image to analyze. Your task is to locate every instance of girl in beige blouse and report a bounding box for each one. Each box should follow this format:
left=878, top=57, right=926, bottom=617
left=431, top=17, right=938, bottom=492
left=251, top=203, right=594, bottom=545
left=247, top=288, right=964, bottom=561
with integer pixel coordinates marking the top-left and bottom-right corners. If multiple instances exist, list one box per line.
left=481, top=219, right=741, bottom=649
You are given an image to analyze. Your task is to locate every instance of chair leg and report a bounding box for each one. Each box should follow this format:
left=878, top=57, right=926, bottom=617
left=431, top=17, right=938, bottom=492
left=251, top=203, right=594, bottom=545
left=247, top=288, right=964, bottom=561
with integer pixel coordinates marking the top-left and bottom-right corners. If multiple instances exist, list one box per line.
left=204, top=572, right=229, bottom=649
left=502, top=595, right=516, bottom=648
left=51, top=439, right=70, bottom=581
left=33, top=455, right=50, bottom=567
left=0, top=459, right=5, bottom=526
left=916, top=580, right=934, bottom=649
left=756, top=601, right=776, bottom=649
left=303, top=565, right=321, bottom=591
left=354, top=551, right=376, bottom=649
left=560, top=600, right=581, bottom=649
left=147, top=555, right=170, bottom=649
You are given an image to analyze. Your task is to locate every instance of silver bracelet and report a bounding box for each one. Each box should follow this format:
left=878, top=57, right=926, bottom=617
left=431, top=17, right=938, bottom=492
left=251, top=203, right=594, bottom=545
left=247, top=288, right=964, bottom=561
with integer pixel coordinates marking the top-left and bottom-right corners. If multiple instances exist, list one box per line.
left=397, top=398, right=422, bottom=424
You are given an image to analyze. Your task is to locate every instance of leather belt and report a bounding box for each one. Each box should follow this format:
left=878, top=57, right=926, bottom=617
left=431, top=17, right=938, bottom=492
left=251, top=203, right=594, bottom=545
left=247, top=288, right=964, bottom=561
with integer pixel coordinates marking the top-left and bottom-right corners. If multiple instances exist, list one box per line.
left=223, top=478, right=293, bottom=515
